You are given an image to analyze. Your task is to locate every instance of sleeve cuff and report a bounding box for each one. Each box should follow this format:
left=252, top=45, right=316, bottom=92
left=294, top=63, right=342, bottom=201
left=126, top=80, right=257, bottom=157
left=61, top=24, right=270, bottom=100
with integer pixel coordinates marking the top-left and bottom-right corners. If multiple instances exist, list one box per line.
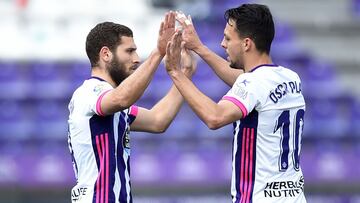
left=96, top=90, right=111, bottom=116
left=222, top=96, right=248, bottom=118
left=129, top=105, right=139, bottom=117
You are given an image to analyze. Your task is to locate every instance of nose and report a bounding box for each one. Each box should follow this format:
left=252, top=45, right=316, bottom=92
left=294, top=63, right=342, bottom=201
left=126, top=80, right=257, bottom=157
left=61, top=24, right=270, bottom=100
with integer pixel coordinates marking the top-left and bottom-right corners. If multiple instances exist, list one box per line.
left=221, top=37, right=226, bottom=49
left=133, top=52, right=140, bottom=64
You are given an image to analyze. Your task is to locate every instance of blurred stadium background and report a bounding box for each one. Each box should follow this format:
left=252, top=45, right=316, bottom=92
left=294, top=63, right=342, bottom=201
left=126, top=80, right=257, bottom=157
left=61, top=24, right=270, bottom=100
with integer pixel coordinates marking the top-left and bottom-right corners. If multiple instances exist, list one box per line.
left=0, top=0, right=360, bottom=202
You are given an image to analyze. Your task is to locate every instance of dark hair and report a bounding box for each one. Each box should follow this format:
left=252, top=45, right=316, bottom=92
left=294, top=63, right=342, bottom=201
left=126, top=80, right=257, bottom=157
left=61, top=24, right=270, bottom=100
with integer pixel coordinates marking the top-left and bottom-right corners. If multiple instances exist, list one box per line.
left=224, top=4, right=275, bottom=54
left=86, top=22, right=133, bottom=67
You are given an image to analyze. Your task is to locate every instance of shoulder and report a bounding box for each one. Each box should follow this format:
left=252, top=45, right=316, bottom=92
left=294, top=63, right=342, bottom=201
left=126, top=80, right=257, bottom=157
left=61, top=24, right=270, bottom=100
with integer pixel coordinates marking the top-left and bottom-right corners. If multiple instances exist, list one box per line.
left=252, top=65, right=302, bottom=82
left=274, top=65, right=301, bottom=80
left=87, top=78, right=112, bottom=94
left=76, top=78, right=113, bottom=98
left=234, top=72, right=254, bottom=86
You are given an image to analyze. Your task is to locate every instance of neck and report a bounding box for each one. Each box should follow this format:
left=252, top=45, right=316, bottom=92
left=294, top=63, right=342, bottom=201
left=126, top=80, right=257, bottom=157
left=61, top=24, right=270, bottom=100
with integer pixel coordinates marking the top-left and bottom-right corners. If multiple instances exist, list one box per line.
left=243, top=52, right=273, bottom=73
left=91, top=67, right=117, bottom=88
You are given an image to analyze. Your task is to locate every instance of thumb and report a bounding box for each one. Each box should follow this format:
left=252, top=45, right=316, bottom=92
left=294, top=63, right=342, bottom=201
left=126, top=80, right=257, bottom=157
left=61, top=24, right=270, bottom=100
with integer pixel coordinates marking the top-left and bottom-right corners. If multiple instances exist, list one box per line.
left=181, top=41, right=186, bottom=50
left=187, top=15, right=193, bottom=24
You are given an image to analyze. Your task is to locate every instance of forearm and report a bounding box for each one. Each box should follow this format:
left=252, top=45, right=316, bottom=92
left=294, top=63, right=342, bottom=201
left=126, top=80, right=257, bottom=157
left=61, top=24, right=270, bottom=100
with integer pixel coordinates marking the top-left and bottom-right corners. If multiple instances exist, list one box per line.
left=169, top=70, right=221, bottom=129
left=117, top=49, right=162, bottom=102
left=150, top=85, right=184, bottom=131
left=104, top=50, right=163, bottom=114
left=195, top=45, right=242, bottom=86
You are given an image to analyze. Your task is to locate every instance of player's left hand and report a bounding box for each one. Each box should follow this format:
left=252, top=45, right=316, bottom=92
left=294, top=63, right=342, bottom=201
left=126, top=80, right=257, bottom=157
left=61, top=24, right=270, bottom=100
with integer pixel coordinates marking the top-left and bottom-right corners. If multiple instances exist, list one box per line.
left=175, top=11, right=203, bottom=53
left=165, top=30, right=182, bottom=74
left=157, top=11, right=176, bottom=56
left=180, top=43, right=197, bottom=78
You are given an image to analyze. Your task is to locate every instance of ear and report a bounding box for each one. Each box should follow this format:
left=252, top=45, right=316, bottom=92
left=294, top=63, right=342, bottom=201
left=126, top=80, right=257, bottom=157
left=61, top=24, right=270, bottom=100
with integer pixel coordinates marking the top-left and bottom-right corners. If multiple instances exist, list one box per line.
left=99, top=46, right=113, bottom=63
left=243, top=38, right=252, bottom=52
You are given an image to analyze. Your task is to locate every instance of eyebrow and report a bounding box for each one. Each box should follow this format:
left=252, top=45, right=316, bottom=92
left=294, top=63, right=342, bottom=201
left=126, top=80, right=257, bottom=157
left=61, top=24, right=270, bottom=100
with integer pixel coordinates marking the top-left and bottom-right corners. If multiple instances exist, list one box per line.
left=126, top=47, right=137, bottom=52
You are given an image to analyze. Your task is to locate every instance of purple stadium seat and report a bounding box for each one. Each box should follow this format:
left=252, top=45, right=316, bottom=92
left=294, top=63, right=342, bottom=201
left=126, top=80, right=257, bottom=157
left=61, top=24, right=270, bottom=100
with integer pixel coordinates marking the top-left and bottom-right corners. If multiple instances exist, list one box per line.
left=162, top=106, right=197, bottom=138
left=0, top=100, right=32, bottom=140
left=273, top=22, right=295, bottom=43
left=209, top=0, right=249, bottom=21
left=0, top=61, right=27, bottom=99
left=67, top=61, right=91, bottom=90
left=304, top=98, right=349, bottom=137
left=302, top=60, right=343, bottom=99
left=350, top=99, right=360, bottom=136
left=28, top=61, right=69, bottom=99
left=193, top=60, right=217, bottom=79
left=353, top=0, right=360, bottom=17
left=32, top=100, right=68, bottom=140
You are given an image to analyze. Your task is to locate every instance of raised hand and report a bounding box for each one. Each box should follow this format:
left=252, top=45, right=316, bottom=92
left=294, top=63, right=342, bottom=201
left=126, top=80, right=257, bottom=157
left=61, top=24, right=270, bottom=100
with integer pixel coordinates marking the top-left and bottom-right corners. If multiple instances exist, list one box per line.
left=165, top=31, right=183, bottom=74
left=180, top=43, right=197, bottom=78
left=157, top=11, right=176, bottom=56
left=175, top=11, right=203, bottom=52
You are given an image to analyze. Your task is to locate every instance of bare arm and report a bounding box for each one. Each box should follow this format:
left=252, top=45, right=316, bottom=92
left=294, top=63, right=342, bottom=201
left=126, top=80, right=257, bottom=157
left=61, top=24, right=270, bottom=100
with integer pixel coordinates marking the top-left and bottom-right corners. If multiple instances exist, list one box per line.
left=176, top=12, right=242, bottom=86
left=130, top=85, right=183, bottom=133
left=131, top=34, right=197, bottom=133
left=194, top=45, right=243, bottom=86
left=165, top=31, right=243, bottom=129
left=168, top=69, right=242, bottom=129
left=100, top=12, right=176, bottom=115
left=100, top=50, right=163, bottom=115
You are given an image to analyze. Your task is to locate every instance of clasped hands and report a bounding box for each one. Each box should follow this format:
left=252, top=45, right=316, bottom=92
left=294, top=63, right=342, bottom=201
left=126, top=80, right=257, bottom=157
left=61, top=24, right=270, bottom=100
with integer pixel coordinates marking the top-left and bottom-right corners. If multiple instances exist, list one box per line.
left=164, top=11, right=201, bottom=78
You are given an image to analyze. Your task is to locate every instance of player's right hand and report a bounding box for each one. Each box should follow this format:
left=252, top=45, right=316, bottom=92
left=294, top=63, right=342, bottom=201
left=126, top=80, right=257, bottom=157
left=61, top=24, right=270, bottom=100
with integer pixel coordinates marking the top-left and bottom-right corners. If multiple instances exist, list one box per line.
left=175, top=11, right=203, bottom=53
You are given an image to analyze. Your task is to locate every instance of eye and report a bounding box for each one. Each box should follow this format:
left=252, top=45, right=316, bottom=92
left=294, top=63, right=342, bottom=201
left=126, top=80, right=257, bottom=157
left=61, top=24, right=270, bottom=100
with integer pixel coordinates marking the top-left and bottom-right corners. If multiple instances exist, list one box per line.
left=126, top=48, right=136, bottom=53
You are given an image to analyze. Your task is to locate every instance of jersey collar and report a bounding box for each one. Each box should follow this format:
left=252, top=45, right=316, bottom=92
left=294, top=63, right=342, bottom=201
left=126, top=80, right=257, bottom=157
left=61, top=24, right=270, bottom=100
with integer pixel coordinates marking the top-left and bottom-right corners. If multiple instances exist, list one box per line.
left=250, top=64, right=278, bottom=73
left=90, top=76, right=106, bottom=81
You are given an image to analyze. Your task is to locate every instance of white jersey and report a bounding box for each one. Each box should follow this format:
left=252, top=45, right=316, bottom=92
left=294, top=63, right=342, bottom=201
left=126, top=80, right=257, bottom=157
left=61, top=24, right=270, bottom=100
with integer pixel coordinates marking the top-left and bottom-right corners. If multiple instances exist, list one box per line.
left=68, top=77, right=138, bottom=203
left=222, top=64, right=306, bottom=203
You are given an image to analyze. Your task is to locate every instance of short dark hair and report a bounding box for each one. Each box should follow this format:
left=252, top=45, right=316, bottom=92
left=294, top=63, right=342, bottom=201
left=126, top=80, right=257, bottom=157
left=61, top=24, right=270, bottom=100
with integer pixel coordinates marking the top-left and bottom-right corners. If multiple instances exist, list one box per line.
left=224, top=4, right=275, bottom=54
left=86, top=22, right=133, bottom=67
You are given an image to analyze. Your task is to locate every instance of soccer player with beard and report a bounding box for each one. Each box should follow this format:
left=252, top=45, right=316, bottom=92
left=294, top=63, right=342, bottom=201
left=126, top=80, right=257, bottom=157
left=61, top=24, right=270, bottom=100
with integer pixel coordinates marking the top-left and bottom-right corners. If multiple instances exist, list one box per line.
left=67, top=12, right=196, bottom=203
left=168, top=4, right=307, bottom=203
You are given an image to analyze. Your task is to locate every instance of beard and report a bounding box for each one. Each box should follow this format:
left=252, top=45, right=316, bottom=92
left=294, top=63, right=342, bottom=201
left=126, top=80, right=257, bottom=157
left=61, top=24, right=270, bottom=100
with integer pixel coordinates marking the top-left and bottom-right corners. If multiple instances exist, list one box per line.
left=107, top=55, right=130, bottom=86
left=229, top=60, right=244, bottom=70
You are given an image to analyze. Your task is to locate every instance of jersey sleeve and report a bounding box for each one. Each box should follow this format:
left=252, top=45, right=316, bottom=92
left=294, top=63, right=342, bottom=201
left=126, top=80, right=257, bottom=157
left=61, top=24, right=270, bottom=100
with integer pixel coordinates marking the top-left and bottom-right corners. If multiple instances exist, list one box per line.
left=88, top=81, right=113, bottom=116
left=221, top=74, right=261, bottom=119
left=126, top=105, right=138, bottom=124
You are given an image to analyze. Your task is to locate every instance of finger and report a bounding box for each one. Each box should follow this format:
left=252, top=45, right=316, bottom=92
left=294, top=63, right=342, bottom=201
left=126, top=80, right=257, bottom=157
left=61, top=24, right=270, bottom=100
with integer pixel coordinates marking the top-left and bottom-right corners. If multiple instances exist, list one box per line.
left=169, top=11, right=175, bottom=28
left=180, top=41, right=186, bottom=56
left=170, top=31, right=178, bottom=42
left=159, top=21, right=164, bottom=35
left=180, top=41, right=187, bottom=54
left=168, top=32, right=178, bottom=53
left=165, top=12, right=170, bottom=28
left=188, top=15, right=193, bottom=24
left=166, top=41, right=171, bottom=56
left=181, top=41, right=185, bottom=50
left=184, top=15, right=192, bottom=26
left=174, top=31, right=182, bottom=48
left=175, top=11, right=188, bottom=28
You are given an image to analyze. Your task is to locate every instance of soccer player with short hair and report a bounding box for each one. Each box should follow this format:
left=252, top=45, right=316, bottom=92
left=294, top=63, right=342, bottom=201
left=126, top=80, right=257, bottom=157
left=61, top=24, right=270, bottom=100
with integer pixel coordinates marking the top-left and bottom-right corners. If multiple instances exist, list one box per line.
left=67, top=12, right=196, bottom=203
left=168, top=4, right=306, bottom=203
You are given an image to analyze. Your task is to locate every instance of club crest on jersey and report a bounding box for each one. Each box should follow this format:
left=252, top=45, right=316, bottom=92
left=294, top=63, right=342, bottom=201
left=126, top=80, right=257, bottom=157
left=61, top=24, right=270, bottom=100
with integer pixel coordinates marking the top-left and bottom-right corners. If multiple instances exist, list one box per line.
left=93, top=84, right=106, bottom=96
left=232, top=81, right=248, bottom=100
